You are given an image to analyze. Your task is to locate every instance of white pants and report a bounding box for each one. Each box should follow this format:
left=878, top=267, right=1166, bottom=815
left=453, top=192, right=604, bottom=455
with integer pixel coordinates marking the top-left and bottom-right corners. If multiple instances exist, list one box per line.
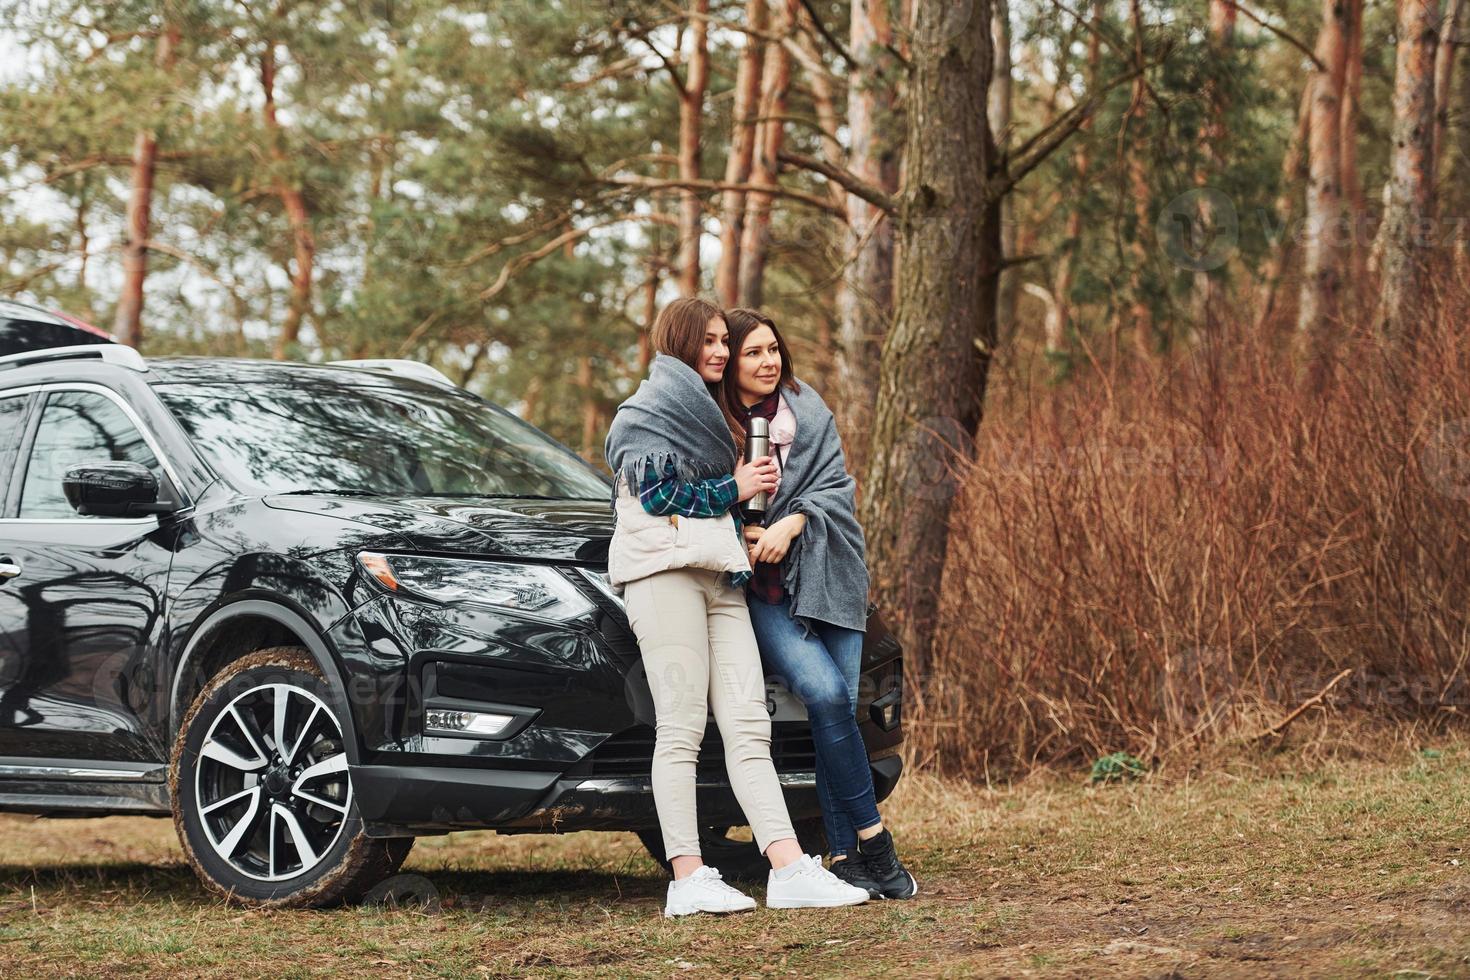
left=624, top=567, right=797, bottom=859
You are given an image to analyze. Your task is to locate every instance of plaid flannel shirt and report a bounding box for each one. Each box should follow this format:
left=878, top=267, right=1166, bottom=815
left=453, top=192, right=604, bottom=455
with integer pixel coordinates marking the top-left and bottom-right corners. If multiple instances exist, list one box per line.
left=637, top=457, right=751, bottom=588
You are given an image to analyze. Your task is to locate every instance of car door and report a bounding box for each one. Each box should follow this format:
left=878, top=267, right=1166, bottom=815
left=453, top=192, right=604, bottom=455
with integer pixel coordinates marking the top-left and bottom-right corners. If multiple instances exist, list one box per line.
left=0, top=385, right=184, bottom=764
left=0, top=392, right=35, bottom=688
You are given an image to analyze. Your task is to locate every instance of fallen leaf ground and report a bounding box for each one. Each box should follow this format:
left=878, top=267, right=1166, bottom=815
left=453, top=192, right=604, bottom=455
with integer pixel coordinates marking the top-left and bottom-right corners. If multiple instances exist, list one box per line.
left=3, top=740, right=1469, bottom=977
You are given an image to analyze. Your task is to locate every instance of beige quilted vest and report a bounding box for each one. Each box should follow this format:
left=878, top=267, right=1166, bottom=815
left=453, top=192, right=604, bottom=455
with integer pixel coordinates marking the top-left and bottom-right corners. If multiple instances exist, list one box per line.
left=607, top=483, right=752, bottom=590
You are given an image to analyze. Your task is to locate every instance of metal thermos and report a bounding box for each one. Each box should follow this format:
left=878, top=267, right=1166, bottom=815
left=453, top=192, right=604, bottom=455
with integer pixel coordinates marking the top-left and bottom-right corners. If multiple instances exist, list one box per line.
left=742, top=416, right=770, bottom=522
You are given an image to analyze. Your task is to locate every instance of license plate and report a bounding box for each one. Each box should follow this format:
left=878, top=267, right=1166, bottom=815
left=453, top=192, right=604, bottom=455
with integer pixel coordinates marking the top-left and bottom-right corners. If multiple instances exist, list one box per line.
left=765, top=683, right=808, bottom=722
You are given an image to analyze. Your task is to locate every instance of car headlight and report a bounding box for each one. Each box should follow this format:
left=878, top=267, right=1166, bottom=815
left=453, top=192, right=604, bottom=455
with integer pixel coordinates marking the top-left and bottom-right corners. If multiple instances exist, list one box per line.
left=357, top=551, right=594, bottom=621
left=574, top=567, right=625, bottom=613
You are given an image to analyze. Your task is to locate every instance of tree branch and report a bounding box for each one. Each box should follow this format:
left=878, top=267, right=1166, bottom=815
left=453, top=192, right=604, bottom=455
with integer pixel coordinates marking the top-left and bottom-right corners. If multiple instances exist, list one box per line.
left=602, top=174, right=847, bottom=218
left=631, top=32, right=686, bottom=93
left=794, top=0, right=855, bottom=67
left=0, top=261, right=68, bottom=294
left=777, top=150, right=896, bottom=215
left=1254, top=669, right=1352, bottom=740
left=656, top=0, right=785, bottom=43
left=82, top=28, right=162, bottom=63
left=397, top=221, right=620, bottom=355
left=1217, top=0, right=1325, bottom=71
left=139, top=238, right=249, bottom=328
left=1040, top=0, right=1168, bottom=110
left=476, top=220, right=617, bottom=302
left=994, top=62, right=1156, bottom=198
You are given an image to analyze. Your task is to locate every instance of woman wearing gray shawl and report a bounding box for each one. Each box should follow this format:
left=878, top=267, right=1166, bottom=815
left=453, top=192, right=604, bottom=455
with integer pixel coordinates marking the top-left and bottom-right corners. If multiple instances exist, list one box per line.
left=605, top=297, right=870, bottom=918
left=719, top=308, right=918, bottom=901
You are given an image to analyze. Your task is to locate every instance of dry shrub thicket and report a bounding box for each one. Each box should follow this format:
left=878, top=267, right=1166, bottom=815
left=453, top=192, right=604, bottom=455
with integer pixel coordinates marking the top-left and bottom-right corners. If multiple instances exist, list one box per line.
left=918, top=276, right=1470, bottom=777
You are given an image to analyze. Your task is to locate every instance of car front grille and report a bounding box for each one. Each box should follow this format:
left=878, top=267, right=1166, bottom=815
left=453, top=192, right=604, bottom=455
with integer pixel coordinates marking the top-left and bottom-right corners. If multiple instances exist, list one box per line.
left=587, top=723, right=817, bottom=779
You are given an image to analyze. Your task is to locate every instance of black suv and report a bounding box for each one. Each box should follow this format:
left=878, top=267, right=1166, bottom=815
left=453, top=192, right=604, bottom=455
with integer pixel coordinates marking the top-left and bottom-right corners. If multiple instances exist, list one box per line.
left=0, top=346, right=904, bottom=906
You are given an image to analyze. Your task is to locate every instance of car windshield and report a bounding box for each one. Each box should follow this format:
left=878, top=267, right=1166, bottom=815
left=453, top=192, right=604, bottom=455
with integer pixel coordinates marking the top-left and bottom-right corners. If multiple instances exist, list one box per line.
left=155, top=378, right=611, bottom=500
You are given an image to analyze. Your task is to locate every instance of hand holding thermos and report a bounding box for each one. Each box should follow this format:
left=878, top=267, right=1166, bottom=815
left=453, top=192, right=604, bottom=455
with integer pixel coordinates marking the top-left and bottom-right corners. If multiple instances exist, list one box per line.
left=729, top=434, right=776, bottom=511
left=738, top=417, right=773, bottom=521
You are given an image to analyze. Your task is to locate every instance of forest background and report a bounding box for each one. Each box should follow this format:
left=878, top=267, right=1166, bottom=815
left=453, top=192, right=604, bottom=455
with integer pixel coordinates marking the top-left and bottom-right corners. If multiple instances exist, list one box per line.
left=4, top=0, right=1469, bottom=779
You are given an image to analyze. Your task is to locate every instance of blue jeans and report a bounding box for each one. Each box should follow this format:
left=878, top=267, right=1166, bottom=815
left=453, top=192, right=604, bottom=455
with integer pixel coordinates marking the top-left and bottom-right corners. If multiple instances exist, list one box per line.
left=747, top=596, right=881, bottom=857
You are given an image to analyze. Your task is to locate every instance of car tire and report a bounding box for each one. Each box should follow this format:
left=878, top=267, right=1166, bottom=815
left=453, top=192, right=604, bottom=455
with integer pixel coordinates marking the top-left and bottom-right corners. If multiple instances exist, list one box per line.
left=638, top=818, right=829, bottom=883
left=170, top=646, right=413, bottom=907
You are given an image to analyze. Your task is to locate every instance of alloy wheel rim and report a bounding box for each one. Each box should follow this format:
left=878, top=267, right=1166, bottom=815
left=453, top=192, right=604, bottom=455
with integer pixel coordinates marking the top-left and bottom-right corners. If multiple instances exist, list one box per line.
left=194, top=682, right=351, bottom=882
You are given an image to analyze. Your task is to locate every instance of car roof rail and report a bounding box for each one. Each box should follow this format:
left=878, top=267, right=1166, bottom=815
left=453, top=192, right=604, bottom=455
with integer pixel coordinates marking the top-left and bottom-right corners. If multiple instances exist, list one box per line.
left=328, top=358, right=457, bottom=388
left=0, top=343, right=147, bottom=374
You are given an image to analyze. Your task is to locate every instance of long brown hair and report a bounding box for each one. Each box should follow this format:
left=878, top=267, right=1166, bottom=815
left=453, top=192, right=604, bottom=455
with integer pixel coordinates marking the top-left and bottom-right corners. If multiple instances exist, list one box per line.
left=651, top=297, right=727, bottom=372
left=719, top=308, right=798, bottom=452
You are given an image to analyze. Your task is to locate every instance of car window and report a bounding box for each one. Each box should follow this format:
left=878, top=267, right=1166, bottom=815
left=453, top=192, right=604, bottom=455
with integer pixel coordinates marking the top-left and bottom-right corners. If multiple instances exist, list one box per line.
left=0, top=393, right=26, bottom=457
left=17, top=390, right=165, bottom=519
left=155, top=380, right=611, bottom=500
left=0, top=394, right=28, bottom=511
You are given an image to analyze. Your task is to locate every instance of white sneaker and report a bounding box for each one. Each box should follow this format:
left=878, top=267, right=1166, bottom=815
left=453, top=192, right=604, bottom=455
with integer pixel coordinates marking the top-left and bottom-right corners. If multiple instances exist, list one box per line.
left=663, top=865, right=757, bottom=918
left=765, top=854, right=871, bottom=909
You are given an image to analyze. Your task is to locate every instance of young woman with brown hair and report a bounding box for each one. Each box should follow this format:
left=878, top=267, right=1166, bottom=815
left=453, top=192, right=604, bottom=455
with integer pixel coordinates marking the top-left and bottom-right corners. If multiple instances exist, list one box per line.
left=716, top=307, right=918, bottom=900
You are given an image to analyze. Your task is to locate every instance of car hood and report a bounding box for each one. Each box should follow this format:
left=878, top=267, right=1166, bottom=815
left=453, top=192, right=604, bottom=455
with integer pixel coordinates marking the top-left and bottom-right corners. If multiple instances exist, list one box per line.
left=263, top=493, right=613, bottom=564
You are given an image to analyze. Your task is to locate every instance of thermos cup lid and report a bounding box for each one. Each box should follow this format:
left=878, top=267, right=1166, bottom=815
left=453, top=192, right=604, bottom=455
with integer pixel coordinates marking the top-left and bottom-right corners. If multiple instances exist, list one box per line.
left=748, top=416, right=770, bottom=436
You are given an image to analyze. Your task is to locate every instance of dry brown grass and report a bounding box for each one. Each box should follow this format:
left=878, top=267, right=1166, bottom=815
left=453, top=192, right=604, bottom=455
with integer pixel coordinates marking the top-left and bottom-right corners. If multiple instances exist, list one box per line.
left=4, top=739, right=1470, bottom=977
left=925, top=286, right=1470, bottom=778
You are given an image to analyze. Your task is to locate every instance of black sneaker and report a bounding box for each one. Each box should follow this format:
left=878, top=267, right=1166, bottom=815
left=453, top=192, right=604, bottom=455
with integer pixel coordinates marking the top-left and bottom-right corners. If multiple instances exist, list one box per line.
left=856, top=829, right=918, bottom=900
left=829, top=855, right=882, bottom=899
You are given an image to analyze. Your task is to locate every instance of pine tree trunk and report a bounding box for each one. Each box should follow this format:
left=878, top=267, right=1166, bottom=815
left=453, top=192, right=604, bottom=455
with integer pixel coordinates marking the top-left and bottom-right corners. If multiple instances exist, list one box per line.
left=794, top=23, right=846, bottom=210
left=263, top=42, right=317, bottom=360
left=1052, top=2, right=1102, bottom=358
left=1124, top=0, right=1153, bottom=357
left=75, top=196, right=91, bottom=316
left=716, top=0, right=768, bottom=307
left=1192, top=0, right=1236, bottom=333
left=835, top=0, right=900, bottom=472
left=862, top=0, right=999, bottom=666
left=640, top=260, right=659, bottom=372
left=578, top=354, right=598, bottom=460
left=1297, top=0, right=1351, bottom=377
left=1255, top=85, right=1312, bottom=329
left=1340, top=0, right=1365, bottom=292
left=1378, top=0, right=1441, bottom=339
left=736, top=0, right=795, bottom=308
left=677, top=0, right=711, bottom=297
left=1433, top=0, right=1466, bottom=172
left=1442, top=13, right=1470, bottom=230
left=114, top=26, right=178, bottom=349
left=990, top=0, right=1017, bottom=343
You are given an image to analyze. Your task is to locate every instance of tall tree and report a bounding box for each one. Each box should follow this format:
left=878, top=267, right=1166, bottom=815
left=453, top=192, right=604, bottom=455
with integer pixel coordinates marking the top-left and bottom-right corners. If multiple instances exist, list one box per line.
left=862, top=0, right=1000, bottom=664
left=1442, top=4, right=1470, bottom=229
left=715, top=0, right=768, bottom=306
left=836, top=0, right=901, bottom=470
left=676, top=0, right=711, bottom=296
left=736, top=0, right=795, bottom=307
left=1378, top=0, right=1441, bottom=338
left=1123, top=0, right=1153, bottom=356
left=115, top=23, right=179, bottom=349
left=1297, top=0, right=1352, bottom=373
left=1255, top=85, right=1312, bottom=328
left=991, top=0, right=1017, bottom=342
left=261, top=32, right=316, bottom=360
left=1340, top=0, right=1365, bottom=291
left=1433, top=0, right=1466, bottom=168
left=1192, top=0, right=1235, bottom=331
left=1051, top=1, right=1104, bottom=360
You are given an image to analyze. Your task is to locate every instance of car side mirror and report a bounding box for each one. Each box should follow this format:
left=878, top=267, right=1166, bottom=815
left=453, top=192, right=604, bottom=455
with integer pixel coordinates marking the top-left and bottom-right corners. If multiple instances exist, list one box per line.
left=62, top=462, right=174, bottom=517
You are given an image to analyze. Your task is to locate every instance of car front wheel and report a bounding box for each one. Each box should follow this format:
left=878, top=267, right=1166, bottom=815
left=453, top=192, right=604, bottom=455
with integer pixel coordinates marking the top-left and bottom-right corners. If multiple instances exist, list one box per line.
left=170, top=647, right=412, bottom=907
